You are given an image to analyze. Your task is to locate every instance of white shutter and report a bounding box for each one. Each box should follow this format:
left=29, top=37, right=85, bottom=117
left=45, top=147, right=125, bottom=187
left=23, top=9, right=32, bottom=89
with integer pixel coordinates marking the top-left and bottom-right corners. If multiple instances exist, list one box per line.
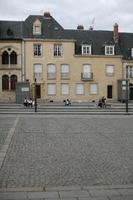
left=48, top=84, right=56, bottom=94
left=61, top=65, right=69, bottom=73
left=61, top=84, right=69, bottom=94
left=90, top=84, right=98, bottom=94
left=106, top=65, right=114, bottom=74
left=34, top=64, right=42, bottom=79
left=83, top=64, right=91, bottom=78
left=48, top=64, right=56, bottom=73
left=76, top=84, right=84, bottom=94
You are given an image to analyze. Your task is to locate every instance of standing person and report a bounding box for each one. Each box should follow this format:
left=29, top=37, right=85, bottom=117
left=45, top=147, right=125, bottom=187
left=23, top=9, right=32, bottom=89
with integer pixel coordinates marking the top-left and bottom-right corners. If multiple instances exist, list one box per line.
left=24, top=98, right=28, bottom=107
left=102, top=96, right=106, bottom=108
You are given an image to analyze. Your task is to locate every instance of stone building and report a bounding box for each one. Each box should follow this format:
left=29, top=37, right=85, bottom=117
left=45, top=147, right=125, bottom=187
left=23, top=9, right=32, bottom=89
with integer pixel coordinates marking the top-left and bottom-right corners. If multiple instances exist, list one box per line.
left=0, top=12, right=133, bottom=102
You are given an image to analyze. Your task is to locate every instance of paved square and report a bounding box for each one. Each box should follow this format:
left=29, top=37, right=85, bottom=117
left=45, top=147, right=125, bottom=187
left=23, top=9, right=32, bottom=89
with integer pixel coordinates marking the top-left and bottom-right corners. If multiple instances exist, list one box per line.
left=0, top=115, right=133, bottom=188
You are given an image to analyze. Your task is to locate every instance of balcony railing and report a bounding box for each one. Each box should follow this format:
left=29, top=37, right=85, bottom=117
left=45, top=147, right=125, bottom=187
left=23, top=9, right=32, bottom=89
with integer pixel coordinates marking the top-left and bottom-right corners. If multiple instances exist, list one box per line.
left=61, top=73, right=69, bottom=79
left=47, top=73, right=56, bottom=79
left=81, top=72, right=93, bottom=80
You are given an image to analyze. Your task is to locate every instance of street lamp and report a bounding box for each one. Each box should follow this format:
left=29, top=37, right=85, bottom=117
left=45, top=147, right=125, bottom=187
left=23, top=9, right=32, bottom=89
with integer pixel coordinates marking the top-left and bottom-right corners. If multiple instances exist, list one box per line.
left=126, top=65, right=129, bottom=113
left=34, top=78, right=37, bottom=112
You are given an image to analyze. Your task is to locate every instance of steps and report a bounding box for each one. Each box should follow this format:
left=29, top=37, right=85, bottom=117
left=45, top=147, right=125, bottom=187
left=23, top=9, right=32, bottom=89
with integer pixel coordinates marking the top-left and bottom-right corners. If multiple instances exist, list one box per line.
left=0, top=102, right=132, bottom=115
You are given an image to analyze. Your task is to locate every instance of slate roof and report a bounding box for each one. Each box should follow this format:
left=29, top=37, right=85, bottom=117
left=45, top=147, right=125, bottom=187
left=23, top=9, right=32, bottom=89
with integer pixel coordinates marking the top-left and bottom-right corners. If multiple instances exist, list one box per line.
left=0, top=21, right=23, bottom=40
left=119, top=32, right=133, bottom=60
left=64, top=29, right=121, bottom=55
left=0, top=14, right=133, bottom=59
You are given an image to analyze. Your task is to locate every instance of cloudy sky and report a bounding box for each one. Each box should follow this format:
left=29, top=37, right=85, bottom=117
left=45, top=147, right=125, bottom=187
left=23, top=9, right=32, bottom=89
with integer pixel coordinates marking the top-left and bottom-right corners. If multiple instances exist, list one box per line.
left=0, top=0, right=133, bottom=32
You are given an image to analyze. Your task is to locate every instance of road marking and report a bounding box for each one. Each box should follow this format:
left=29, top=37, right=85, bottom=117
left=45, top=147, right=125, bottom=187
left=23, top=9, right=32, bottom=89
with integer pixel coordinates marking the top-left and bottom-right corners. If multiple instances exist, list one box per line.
left=0, top=115, right=19, bottom=170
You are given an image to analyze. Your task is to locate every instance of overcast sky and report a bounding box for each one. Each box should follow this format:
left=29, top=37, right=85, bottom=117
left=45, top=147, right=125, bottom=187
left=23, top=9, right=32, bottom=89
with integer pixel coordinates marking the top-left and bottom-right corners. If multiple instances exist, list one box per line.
left=0, top=0, right=133, bottom=32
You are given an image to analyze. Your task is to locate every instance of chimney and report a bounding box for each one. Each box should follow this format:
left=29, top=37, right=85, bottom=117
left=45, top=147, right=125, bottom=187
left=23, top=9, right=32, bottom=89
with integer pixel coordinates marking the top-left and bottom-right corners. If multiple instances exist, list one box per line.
left=44, top=12, right=51, bottom=18
left=114, top=23, right=119, bottom=43
left=77, top=25, right=84, bottom=30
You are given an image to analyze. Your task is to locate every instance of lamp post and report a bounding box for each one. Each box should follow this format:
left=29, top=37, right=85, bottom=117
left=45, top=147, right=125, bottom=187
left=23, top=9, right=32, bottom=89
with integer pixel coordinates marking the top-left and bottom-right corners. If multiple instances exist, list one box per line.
left=34, top=78, right=37, bottom=112
left=126, top=65, right=129, bottom=113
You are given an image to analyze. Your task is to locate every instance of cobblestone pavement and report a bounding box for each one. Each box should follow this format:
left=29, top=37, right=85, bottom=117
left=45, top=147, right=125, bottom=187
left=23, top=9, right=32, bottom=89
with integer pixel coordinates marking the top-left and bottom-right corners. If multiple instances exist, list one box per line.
left=0, top=115, right=133, bottom=189
left=0, top=116, right=16, bottom=151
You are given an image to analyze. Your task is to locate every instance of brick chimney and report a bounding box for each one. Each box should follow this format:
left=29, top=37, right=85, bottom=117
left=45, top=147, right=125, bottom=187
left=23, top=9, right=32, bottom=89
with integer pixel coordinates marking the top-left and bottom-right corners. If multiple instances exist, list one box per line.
left=77, top=25, right=84, bottom=30
left=44, top=12, right=51, bottom=18
left=114, top=23, right=119, bottom=43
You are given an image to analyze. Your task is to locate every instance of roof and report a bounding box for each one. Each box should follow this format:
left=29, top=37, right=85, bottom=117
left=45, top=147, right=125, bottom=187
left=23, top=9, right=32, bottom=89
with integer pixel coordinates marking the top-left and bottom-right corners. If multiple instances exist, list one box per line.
left=0, top=21, right=23, bottom=39
left=0, top=14, right=133, bottom=58
left=64, top=29, right=121, bottom=55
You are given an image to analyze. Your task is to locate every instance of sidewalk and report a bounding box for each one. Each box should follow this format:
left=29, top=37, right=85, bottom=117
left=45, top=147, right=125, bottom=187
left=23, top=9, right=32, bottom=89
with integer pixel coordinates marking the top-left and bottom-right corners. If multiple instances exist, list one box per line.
left=0, top=185, right=133, bottom=200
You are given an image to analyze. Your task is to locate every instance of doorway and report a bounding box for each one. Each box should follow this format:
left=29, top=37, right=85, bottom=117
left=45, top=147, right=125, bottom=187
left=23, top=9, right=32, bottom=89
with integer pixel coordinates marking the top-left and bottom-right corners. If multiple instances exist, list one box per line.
left=107, top=85, right=112, bottom=99
left=36, top=85, right=41, bottom=98
left=130, top=83, right=133, bottom=100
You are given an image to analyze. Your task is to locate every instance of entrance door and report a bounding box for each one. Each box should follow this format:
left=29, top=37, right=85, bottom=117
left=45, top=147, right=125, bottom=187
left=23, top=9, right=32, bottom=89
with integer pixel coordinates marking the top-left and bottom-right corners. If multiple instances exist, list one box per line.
left=130, top=83, right=133, bottom=100
left=36, top=85, right=41, bottom=98
left=107, top=85, right=112, bottom=98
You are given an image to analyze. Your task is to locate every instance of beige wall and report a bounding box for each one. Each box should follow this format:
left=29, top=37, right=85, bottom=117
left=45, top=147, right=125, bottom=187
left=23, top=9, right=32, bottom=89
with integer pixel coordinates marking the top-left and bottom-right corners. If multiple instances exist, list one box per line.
left=25, top=40, right=122, bottom=102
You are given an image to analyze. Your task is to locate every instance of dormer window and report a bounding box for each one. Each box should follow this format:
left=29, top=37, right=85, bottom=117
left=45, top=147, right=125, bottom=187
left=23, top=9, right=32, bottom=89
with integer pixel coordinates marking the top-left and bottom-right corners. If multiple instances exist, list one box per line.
left=33, top=19, right=41, bottom=35
left=82, top=45, right=91, bottom=55
left=105, top=46, right=114, bottom=55
left=34, top=26, right=41, bottom=35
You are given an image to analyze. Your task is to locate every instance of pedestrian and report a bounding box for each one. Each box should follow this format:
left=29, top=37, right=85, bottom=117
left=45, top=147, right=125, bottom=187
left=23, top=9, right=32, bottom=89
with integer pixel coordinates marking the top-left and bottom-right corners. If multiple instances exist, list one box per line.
left=102, top=96, right=106, bottom=108
left=24, top=98, right=28, bottom=107
left=98, top=98, right=102, bottom=108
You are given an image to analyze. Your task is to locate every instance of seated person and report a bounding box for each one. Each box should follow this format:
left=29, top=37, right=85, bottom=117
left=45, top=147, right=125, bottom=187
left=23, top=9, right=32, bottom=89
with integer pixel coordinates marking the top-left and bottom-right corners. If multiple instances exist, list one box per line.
left=98, top=98, right=102, bottom=108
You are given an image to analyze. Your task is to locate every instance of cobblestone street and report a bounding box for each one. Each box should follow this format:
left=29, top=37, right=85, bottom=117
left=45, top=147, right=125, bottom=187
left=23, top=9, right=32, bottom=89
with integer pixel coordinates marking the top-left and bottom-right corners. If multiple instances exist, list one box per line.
left=0, top=115, right=133, bottom=189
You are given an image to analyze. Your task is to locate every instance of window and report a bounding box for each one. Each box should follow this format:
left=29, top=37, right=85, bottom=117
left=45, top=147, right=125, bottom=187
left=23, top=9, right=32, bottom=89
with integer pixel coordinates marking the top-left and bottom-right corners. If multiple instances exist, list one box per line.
left=2, top=51, right=9, bottom=64
left=2, top=75, right=9, bottom=90
left=82, top=64, right=91, bottom=78
left=82, top=45, right=91, bottom=55
left=10, top=51, right=17, bottom=64
left=106, top=65, right=114, bottom=76
left=105, top=46, right=114, bottom=55
left=34, top=64, right=42, bottom=79
left=131, top=48, right=133, bottom=57
left=61, top=64, right=69, bottom=79
left=61, top=84, right=69, bottom=95
left=90, top=84, right=98, bottom=94
left=107, top=85, right=113, bottom=98
left=128, top=66, right=133, bottom=78
left=54, top=44, right=62, bottom=56
left=34, top=44, right=42, bottom=56
left=76, top=84, right=84, bottom=95
left=11, top=75, right=17, bottom=90
left=48, top=84, right=56, bottom=95
left=34, top=25, right=41, bottom=35
left=47, top=64, right=56, bottom=79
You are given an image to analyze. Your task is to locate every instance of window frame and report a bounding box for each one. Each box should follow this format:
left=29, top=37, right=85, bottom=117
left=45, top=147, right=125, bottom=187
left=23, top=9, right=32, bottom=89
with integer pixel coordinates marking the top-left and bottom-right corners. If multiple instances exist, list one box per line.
left=90, top=83, right=98, bottom=95
left=33, top=44, right=42, bottom=57
left=61, top=84, right=69, bottom=95
left=82, top=45, right=91, bottom=55
left=33, top=25, right=41, bottom=35
left=76, top=83, right=84, bottom=95
left=47, top=83, right=56, bottom=95
left=106, top=65, right=114, bottom=76
left=105, top=46, right=114, bottom=55
left=47, top=64, right=56, bottom=79
left=33, top=64, right=43, bottom=80
left=54, top=44, right=62, bottom=57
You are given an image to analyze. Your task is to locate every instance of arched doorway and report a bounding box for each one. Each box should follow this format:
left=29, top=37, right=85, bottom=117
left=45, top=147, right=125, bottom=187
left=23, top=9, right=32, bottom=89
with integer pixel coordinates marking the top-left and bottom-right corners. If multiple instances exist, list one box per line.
left=2, top=75, right=9, bottom=90
left=11, top=75, right=17, bottom=90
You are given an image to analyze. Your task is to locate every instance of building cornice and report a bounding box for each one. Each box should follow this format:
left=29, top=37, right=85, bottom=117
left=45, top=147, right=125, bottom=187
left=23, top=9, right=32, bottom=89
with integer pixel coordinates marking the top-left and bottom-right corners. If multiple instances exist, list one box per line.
left=23, top=38, right=76, bottom=42
left=74, top=55, right=123, bottom=58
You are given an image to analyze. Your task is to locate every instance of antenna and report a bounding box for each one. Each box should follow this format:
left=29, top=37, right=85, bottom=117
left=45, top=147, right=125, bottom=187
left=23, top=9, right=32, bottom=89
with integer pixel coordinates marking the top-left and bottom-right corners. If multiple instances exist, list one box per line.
left=89, top=18, right=95, bottom=30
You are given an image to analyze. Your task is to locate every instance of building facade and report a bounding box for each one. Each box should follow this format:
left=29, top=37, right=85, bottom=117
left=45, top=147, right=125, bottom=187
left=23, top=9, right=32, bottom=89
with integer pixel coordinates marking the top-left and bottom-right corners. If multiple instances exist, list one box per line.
left=0, top=12, right=133, bottom=102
